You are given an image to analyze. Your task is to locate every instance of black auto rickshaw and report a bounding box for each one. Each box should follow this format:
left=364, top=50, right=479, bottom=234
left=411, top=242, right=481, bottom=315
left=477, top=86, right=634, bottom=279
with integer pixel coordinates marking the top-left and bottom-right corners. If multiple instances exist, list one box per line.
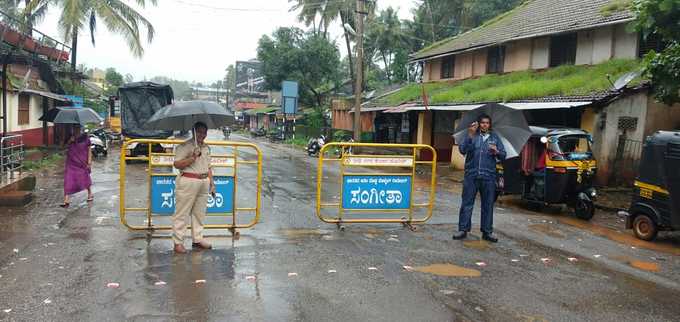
left=622, top=131, right=680, bottom=240
left=500, top=126, right=598, bottom=220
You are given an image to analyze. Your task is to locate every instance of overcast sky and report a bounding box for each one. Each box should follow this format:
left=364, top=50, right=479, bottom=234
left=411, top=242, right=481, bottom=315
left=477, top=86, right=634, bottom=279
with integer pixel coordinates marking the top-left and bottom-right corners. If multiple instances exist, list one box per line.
left=34, top=0, right=416, bottom=84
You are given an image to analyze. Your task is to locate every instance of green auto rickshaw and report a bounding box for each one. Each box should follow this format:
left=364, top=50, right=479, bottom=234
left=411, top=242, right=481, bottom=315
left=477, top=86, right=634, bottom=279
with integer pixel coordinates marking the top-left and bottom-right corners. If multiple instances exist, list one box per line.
left=622, top=130, right=680, bottom=240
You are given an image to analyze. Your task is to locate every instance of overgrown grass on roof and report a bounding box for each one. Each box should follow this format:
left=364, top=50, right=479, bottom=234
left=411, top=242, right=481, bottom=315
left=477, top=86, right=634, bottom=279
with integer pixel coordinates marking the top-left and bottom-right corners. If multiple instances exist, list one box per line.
left=601, top=0, right=632, bottom=16
left=378, top=59, right=642, bottom=106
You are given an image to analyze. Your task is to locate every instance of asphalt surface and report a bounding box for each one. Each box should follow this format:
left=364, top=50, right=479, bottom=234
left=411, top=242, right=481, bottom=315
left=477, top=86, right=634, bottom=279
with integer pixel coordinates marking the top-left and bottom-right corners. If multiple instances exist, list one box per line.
left=1, top=131, right=679, bottom=321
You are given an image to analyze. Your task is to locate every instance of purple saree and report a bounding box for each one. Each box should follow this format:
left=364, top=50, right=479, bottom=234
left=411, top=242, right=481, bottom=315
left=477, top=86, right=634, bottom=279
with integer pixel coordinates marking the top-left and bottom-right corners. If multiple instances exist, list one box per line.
left=64, top=134, right=91, bottom=195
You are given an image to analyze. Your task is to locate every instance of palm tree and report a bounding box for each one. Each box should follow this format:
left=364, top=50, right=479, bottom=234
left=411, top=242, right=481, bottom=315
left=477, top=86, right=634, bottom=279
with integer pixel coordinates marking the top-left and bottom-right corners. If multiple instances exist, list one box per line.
left=289, top=0, right=324, bottom=36
left=289, top=0, right=374, bottom=92
left=28, top=0, right=156, bottom=73
left=367, top=7, right=404, bottom=83
left=0, top=0, right=49, bottom=34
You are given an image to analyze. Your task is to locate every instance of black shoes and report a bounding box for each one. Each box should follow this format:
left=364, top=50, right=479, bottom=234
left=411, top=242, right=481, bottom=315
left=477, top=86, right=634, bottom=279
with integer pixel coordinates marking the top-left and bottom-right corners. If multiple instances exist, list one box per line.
left=452, top=231, right=468, bottom=240
left=452, top=231, right=499, bottom=243
left=482, top=233, right=499, bottom=243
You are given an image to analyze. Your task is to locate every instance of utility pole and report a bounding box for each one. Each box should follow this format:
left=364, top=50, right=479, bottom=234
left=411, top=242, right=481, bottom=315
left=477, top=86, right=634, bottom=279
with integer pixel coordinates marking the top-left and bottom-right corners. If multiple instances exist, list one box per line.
left=353, top=0, right=366, bottom=142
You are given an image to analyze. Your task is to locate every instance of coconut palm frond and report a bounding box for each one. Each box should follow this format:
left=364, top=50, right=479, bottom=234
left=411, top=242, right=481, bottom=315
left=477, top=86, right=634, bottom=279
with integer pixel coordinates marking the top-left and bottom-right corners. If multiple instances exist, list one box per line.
left=104, top=0, right=154, bottom=43
left=58, top=0, right=88, bottom=41
left=93, top=0, right=145, bottom=57
left=30, top=1, right=50, bottom=24
left=89, top=9, right=95, bottom=45
left=133, top=0, right=157, bottom=8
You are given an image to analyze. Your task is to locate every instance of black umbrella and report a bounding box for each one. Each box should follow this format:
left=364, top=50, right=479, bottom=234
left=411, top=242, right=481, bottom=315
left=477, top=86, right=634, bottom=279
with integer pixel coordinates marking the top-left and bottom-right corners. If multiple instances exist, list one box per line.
left=453, top=103, right=531, bottom=159
left=39, top=106, right=103, bottom=125
left=144, top=100, right=234, bottom=131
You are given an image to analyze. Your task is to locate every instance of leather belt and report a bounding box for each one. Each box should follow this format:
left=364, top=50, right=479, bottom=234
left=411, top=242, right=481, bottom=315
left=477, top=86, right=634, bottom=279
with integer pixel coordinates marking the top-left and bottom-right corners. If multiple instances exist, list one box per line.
left=181, top=172, right=208, bottom=179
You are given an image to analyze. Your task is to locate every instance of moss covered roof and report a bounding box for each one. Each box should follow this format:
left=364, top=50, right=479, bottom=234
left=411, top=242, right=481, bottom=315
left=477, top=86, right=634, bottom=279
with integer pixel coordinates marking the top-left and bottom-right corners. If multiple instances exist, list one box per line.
left=413, top=0, right=633, bottom=60
left=370, top=59, right=643, bottom=107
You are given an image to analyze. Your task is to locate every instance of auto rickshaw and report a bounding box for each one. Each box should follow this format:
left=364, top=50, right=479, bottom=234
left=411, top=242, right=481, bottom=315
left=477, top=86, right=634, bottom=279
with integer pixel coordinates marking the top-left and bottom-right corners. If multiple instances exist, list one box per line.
left=622, top=131, right=680, bottom=240
left=500, top=126, right=598, bottom=220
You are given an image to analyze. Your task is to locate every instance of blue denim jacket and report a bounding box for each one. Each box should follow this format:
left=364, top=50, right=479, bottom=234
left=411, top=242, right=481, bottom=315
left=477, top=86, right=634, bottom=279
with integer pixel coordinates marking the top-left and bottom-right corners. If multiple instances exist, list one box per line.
left=459, top=131, right=507, bottom=180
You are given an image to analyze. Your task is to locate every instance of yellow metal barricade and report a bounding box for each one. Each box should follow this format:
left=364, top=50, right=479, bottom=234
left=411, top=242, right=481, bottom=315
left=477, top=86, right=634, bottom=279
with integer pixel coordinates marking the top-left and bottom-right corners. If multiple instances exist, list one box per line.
left=316, top=142, right=437, bottom=229
left=119, top=138, right=262, bottom=236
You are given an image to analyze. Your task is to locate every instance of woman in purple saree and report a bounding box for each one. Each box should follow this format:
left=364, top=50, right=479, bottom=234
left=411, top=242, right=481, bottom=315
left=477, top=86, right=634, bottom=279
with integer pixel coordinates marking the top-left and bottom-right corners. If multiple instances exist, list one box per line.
left=61, top=125, right=93, bottom=207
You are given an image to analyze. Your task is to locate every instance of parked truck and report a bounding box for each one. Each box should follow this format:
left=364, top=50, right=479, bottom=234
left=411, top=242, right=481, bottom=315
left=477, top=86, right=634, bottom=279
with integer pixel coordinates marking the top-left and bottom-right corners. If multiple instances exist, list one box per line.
left=118, top=82, right=174, bottom=159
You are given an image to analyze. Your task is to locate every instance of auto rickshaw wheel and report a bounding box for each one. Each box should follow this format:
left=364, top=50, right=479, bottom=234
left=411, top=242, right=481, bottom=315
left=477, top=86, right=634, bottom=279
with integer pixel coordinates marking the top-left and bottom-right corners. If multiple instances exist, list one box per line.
left=633, top=214, right=658, bottom=241
left=574, top=199, right=594, bottom=220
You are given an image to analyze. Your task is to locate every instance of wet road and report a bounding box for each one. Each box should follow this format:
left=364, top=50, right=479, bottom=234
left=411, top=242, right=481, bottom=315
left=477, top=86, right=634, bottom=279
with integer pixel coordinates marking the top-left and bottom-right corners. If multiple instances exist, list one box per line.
left=1, top=131, right=680, bottom=321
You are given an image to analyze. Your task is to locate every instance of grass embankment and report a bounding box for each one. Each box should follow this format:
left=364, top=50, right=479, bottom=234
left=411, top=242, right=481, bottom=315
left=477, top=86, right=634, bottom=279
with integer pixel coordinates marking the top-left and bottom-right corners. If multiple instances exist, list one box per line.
left=378, top=59, right=642, bottom=106
left=23, top=152, right=64, bottom=171
left=285, top=137, right=308, bottom=147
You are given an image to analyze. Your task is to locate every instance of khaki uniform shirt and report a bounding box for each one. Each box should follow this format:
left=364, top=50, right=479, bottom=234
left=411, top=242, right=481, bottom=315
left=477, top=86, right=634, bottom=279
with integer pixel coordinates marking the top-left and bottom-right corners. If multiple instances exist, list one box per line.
left=175, top=139, right=211, bottom=174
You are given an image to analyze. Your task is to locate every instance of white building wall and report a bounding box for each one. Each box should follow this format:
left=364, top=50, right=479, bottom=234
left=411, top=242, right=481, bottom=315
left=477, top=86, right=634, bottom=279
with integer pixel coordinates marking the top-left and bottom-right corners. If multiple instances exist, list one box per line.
left=592, top=26, right=614, bottom=64
left=0, top=92, right=43, bottom=132
left=613, top=24, right=639, bottom=59
left=591, top=92, right=648, bottom=184
left=2, top=92, right=45, bottom=133
left=575, top=30, right=594, bottom=65
left=531, top=37, right=550, bottom=69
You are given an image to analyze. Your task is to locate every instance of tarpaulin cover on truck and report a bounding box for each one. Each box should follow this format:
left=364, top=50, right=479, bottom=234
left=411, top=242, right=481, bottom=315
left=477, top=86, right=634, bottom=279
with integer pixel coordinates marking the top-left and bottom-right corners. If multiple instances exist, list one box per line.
left=119, top=82, right=174, bottom=138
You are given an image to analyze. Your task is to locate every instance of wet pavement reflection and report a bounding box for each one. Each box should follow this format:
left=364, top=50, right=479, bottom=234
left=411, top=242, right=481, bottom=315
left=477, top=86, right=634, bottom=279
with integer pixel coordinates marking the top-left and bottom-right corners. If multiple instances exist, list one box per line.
left=1, top=132, right=680, bottom=321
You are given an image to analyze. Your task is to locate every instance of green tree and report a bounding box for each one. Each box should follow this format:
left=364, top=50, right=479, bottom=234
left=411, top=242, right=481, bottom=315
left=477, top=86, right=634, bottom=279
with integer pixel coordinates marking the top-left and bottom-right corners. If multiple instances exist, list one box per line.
left=28, top=0, right=156, bottom=73
left=403, top=0, right=522, bottom=52
left=366, top=7, right=406, bottom=84
left=105, top=67, right=123, bottom=86
left=224, top=64, right=236, bottom=91
left=150, top=76, right=192, bottom=100
left=466, top=0, right=523, bottom=27
left=633, top=0, right=680, bottom=104
left=289, top=0, right=375, bottom=91
left=104, top=67, right=123, bottom=96
left=257, top=27, right=341, bottom=107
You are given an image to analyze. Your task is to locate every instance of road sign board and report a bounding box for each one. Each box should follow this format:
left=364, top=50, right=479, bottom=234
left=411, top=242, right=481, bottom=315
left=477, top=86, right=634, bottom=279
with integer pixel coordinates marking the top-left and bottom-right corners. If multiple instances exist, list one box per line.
left=151, top=175, right=234, bottom=215
left=342, top=175, right=411, bottom=209
left=282, top=80, right=298, bottom=98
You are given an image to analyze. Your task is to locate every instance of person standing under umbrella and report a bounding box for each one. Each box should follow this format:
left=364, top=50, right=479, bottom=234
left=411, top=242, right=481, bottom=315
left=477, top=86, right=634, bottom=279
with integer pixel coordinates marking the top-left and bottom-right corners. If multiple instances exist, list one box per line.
left=61, top=124, right=93, bottom=208
left=452, top=114, right=506, bottom=243
left=172, top=122, right=215, bottom=253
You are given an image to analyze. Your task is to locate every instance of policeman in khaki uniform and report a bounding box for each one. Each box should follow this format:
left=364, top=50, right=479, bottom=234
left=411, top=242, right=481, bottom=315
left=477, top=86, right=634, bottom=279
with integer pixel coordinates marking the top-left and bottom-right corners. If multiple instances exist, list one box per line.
left=172, top=122, right=215, bottom=253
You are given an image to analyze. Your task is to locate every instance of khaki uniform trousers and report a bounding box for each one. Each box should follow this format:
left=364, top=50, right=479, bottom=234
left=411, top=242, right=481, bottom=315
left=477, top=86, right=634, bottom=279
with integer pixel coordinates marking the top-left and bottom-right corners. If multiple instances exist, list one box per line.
left=172, top=175, right=209, bottom=244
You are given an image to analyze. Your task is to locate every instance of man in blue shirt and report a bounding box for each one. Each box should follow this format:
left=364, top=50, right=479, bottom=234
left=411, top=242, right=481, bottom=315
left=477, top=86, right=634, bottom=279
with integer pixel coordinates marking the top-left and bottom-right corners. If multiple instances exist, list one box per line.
left=453, top=114, right=506, bottom=243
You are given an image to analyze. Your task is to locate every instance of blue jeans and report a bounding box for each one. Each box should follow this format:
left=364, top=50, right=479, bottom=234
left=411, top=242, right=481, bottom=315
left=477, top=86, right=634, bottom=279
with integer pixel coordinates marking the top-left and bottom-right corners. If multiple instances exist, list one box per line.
left=458, top=176, right=496, bottom=234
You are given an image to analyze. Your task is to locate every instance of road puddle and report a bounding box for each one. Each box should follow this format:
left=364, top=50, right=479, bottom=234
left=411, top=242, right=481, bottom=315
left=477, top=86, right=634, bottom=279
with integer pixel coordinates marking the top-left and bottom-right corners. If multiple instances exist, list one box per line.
left=463, top=240, right=490, bottom=250
left=629, top=261, right=660, bottom=272
left=412, top=264, right=481, bottom=277
left=613, top=255, right=661, bottom=272
left=355, top=228, right=386, bottom=235
left=528, top=224, right=566, bottom=238
left=558, top=217, right=680, bottom=256
left=278, top=229, right=331, bottom=239
left=515, top=313, right=549, bottom=322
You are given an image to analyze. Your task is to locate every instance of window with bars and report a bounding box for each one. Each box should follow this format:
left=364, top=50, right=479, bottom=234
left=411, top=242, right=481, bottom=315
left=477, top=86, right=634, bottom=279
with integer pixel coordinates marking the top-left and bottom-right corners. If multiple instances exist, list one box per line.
left=440, top=55, right=455, bottom=79
left=618, top=116, right=638, bottom=131
left=18, top=94, right=30, bottom=125
left=549, top=33, right=577, bottom=67
left=486, top=46, right=506, bottom=74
